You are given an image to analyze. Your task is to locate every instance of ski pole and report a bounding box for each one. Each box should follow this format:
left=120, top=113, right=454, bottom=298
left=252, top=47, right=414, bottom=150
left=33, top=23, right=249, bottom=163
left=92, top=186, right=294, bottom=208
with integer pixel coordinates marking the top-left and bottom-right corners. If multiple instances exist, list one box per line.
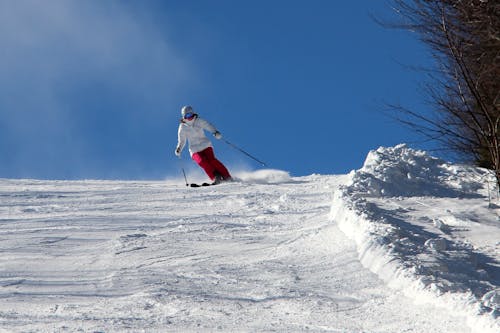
left=222, top=138, right=267, bottom=167
left=178, top=157, right=189, bottom=186
left=181, top=167, right=189, bottom=186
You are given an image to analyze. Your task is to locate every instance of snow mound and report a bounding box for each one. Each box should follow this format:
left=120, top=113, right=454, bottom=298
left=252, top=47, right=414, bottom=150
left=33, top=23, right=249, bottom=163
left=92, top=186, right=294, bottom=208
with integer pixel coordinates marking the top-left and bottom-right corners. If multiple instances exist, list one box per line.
left=235, top=169, right=292, bottom=184
left=331, top=144, right=499, bottom=333
left=482, top=289, right=500, bottom=312
left=347, top=144, right=486, bottom=197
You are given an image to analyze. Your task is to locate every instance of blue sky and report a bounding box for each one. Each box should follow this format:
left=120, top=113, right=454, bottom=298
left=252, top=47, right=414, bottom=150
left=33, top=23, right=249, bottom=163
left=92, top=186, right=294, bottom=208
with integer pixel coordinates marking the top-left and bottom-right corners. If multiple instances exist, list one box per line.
left=0, top=0, right=433, bottom=180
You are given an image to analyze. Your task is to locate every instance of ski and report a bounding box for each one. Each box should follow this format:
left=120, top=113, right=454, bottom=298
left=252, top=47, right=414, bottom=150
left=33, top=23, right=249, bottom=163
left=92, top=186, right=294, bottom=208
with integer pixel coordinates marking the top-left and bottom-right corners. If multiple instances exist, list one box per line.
left=189, top=182, right=216, bottom=187
left=188, top=178, right=236, bottom=188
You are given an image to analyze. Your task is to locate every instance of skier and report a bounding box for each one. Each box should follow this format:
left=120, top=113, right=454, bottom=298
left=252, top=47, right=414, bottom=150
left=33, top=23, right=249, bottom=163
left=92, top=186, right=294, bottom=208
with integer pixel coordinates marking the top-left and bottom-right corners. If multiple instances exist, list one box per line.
left=175, top=105, right=232, bottom=184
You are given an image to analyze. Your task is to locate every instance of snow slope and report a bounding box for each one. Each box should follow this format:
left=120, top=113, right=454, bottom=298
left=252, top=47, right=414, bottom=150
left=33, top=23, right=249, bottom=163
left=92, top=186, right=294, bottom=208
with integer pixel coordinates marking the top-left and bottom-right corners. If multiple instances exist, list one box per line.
left=0, top=145, right=498, bottom=332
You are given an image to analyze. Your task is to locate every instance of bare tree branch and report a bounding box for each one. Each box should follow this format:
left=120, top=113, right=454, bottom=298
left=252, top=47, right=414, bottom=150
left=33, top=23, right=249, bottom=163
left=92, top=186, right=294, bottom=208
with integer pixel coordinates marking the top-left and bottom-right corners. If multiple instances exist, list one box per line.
left=379, top=0, right=500, bottom=191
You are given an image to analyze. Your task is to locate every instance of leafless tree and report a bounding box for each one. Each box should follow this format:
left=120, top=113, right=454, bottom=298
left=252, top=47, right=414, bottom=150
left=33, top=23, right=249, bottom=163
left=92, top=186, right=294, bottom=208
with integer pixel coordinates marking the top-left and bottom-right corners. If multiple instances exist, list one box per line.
left=380, top=0, right=500, bottom=191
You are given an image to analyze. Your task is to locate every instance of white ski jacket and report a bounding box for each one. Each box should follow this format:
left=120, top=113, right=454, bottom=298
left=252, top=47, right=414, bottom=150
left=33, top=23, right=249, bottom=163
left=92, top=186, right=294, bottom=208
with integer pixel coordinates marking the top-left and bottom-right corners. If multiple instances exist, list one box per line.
left=176, top=116, right=218, bottom=156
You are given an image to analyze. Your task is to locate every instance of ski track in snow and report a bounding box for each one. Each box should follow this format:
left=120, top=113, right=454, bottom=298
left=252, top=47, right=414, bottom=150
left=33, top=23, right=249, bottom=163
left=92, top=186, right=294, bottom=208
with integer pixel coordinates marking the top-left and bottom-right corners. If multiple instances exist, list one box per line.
left=0, top=166, right=494, bottom=332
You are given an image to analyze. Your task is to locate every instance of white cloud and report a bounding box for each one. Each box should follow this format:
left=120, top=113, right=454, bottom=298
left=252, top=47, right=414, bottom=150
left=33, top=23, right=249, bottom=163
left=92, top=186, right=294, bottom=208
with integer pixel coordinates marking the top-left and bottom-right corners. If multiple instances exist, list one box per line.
left=0, top=0, right=195, bottom=177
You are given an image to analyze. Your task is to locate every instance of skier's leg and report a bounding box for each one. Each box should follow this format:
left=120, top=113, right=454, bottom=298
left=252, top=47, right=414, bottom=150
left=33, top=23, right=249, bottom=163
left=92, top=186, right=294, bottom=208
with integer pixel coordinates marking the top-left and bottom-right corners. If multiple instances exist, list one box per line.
left=192, top=149, right=216, bottom=180
left=204, top=147, right=232, bottom=180
left=213, top=159, right=231, bottom=179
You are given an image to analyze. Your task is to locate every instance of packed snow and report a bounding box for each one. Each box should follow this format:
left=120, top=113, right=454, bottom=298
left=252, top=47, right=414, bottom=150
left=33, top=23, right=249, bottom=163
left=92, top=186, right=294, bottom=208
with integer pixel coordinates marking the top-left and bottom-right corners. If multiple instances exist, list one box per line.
left=0, top=145, right=498, bottom=332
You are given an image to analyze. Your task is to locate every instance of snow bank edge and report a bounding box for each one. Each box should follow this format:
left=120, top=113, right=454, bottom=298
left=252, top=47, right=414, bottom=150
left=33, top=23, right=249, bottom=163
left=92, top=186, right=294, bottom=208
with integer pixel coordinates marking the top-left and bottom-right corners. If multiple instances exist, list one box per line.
left=329, top=185, right=499, bottom=333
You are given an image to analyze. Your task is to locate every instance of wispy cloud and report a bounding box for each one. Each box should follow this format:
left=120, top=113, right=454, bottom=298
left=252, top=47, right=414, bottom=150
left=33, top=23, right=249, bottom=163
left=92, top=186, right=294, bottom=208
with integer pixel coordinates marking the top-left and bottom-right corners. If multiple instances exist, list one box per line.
left=0, top=0, right=194, bottom=178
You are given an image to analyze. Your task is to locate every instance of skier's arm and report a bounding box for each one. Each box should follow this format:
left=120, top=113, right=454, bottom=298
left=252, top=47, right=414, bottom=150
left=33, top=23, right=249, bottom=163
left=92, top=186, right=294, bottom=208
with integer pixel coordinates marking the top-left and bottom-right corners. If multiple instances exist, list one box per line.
left=175, top=125, right=186, bottom=156
left=197, top=117, right=222, bottom=139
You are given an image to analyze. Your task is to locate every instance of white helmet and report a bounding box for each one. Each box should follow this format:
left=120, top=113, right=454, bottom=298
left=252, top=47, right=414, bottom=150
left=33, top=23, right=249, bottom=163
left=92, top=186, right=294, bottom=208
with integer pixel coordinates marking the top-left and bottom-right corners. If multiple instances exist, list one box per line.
left=181, top=105, right=193, bottom=117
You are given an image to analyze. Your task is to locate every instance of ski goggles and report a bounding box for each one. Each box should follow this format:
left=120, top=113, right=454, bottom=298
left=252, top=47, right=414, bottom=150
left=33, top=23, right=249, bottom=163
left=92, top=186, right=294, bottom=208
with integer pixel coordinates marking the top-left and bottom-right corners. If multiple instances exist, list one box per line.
left=184, top=112, right=195, bottom=119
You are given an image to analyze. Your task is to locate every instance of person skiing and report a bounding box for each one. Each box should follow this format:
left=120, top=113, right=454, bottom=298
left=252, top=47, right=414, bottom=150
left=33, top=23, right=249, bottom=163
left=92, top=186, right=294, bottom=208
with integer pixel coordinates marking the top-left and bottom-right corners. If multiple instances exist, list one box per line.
left=175, top=105, right=232, bottom=184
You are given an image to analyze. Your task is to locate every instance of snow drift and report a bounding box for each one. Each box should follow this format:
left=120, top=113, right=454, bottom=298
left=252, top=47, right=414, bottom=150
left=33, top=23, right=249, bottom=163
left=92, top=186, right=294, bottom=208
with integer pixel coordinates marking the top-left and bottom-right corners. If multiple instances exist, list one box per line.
left=330, top=144, right=499, bottom=333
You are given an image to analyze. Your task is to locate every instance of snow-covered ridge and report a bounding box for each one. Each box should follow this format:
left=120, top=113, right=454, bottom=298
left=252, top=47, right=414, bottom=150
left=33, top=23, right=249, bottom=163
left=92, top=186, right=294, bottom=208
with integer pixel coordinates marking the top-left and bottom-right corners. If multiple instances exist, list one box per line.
left=331, top=144, right=499, bottom=333
left=346, top=144, right=487, bottom=197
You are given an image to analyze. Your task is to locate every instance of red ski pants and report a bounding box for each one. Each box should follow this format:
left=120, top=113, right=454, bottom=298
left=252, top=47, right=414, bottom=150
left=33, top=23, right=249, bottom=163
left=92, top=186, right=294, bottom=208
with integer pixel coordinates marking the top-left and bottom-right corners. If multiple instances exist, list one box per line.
left=192, top=147, right=231, bottom=180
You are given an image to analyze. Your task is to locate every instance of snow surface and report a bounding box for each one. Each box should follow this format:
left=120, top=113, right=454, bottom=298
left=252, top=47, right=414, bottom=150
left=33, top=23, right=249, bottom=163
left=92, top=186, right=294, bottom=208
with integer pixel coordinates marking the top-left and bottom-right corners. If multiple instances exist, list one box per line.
left=331, top=144, right=499, bottom=333
left=0, top=145, right=498, bottom=332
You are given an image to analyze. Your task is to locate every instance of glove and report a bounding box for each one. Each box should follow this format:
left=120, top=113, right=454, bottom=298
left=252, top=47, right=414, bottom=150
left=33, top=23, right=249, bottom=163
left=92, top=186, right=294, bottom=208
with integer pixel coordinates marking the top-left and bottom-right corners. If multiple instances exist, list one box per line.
left=175, top=147, right=181, bottom=157
left=214, top=131, right=222, bottom=140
